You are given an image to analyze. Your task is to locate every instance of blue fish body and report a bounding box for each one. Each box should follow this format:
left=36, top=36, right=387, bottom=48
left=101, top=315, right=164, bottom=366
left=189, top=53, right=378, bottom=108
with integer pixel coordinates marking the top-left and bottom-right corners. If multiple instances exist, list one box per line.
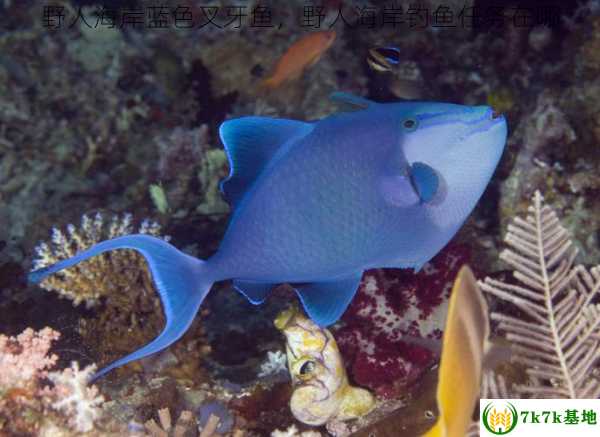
left=29, top=93, right=507, bottom=378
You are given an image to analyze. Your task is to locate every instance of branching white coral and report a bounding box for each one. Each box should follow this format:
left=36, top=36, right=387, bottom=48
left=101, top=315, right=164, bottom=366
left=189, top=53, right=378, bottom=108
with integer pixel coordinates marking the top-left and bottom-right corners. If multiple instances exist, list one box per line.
left=48, top=361, right=104, bottom=433
left=32, top=212, right=169, bottom=307
left=480, top=191, right=600, bottom=398
left=258, top=350, right=287, bottom=378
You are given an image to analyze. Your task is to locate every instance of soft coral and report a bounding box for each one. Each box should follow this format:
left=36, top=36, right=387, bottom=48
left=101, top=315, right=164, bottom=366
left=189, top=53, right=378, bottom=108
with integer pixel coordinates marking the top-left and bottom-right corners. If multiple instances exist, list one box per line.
left=334, top=244, right=471, bottom=398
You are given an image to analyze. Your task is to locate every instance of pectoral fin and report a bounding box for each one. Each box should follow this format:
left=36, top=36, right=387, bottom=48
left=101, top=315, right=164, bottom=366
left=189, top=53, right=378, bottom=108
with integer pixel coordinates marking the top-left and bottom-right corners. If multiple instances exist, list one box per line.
left=382, top=162, right=441, bottom=207
left=293, top=273, right=363, bottom=327
left=410, top=162, right=440, bottom=203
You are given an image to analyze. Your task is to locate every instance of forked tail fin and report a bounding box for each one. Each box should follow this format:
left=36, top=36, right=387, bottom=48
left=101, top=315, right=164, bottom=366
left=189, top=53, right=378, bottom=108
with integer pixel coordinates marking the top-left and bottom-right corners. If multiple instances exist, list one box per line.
left=28, top=234, right=213, bottom=380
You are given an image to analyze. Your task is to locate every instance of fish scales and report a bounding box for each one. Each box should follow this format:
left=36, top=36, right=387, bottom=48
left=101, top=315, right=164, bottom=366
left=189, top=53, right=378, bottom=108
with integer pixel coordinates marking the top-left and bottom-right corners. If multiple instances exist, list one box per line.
left=210, top=110, right=396, bottom=280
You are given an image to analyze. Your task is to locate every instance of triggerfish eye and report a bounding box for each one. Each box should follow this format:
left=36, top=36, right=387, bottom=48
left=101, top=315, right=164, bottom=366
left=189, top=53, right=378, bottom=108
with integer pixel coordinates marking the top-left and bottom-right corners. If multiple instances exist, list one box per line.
left=402, top=117, right=418, bottom=131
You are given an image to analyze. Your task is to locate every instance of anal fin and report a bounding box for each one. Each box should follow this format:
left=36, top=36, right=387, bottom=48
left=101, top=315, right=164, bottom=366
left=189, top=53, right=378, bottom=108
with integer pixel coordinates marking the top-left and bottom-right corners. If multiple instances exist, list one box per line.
left=233, top=280, right=277, bottom=304
left=293, top=273, right=363, bottom=327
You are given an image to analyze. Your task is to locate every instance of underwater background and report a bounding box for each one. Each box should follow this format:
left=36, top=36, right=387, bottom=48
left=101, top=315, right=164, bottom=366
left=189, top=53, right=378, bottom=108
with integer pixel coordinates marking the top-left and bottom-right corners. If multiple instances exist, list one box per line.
left=1, top=0, right=600, bottom=436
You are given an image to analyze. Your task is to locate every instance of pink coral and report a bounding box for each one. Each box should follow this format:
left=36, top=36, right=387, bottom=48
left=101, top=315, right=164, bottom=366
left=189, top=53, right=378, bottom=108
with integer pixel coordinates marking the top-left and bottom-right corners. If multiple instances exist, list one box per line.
left=334, top=244, right=471, bottom=398
left=0, top=327, right=107, bottom=434
left=0, top=327, right=60, bottom=389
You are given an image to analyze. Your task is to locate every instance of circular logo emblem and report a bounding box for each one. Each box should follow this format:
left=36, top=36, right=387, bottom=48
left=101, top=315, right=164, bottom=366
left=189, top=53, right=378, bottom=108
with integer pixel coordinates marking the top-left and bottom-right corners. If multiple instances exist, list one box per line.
left=482, top=402, right=518, bottom=435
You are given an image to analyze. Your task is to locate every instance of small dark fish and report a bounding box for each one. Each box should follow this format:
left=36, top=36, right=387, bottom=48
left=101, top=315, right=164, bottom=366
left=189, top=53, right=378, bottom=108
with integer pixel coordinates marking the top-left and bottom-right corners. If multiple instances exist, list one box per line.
left=367, top=46, right=401, bottom=72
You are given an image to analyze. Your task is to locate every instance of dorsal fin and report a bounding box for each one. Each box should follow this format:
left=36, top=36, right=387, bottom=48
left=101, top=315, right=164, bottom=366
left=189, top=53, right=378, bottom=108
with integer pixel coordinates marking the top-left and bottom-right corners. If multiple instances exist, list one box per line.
left=329, top=92, right=373, bottom=112
left=219, top=117, right=314, bottom=207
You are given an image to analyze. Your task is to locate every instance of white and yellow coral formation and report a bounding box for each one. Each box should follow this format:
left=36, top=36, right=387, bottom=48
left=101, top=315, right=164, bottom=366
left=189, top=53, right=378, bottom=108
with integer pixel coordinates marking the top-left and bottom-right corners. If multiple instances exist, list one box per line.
left=32, top=212, right=169, bottom=307
left=275, top=306, right=375, bottom=427
left=48, top=362, right=105, bottom=433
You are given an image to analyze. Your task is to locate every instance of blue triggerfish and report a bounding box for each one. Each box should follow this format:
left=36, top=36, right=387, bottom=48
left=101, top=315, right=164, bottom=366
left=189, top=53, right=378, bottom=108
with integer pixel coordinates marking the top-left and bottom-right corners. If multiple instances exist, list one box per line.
left=29, top=92, right=507, bottom=379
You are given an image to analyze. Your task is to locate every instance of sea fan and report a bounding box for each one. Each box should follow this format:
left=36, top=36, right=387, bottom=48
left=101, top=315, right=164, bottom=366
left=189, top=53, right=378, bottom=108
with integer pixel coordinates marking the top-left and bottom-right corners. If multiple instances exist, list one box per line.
left=466, top=373, right=512, bottom=437
left=479, top=191, right=600, bottom=398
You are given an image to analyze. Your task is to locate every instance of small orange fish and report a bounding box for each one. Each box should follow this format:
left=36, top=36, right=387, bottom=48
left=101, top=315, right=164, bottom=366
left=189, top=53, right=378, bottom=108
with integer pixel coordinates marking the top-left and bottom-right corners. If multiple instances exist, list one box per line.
left=261, top=30, right=336, bottom=89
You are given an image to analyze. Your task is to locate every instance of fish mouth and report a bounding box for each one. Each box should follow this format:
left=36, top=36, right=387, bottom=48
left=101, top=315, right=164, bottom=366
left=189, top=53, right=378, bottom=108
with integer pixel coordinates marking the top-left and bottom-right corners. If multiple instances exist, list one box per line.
left=453, top=107, right=507, bottom=170
left=491, top=109, right=503, bottom=119
left=464, top=106, right=507, bottom=139
left=484, top=106, right=505, bottom=123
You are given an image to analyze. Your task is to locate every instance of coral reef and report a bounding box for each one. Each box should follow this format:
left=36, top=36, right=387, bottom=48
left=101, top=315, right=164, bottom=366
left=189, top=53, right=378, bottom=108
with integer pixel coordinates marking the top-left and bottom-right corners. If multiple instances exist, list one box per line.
left=275, top=306, right=375, bottom=426
left=499, top=91, right=577, bottom=234
left=155, top=125, right=229, bottom=218
left=229, top=381, right=296, bottom=434
left=0, top=327, right=59, bottom=390
left=0, top=327, right=125, bottom=436
left=492, top=12, right=600, bottom=266
left=335, top=243, right=471, bottom=398
left=196, top=148, right=230, bottom=217
left=2, top=0, right=600, bottom=435
left=258, top=350, right=288, bottom=379
left=32, top=213, right=171, bottom=372
left=48, top=362, right=105, bottom=433
left=1, top=327, right=259, bottom=436
left=33, top=212, right=167, bottom=307
left=32, top=212, right=211, bottom=380
left=145, top=408, right=197, bottom=437
left=271, top=424, right=322, bottom=437
left=198, top=401, right=235, bottom=435
left=482, top=191, right=600, bottom=398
